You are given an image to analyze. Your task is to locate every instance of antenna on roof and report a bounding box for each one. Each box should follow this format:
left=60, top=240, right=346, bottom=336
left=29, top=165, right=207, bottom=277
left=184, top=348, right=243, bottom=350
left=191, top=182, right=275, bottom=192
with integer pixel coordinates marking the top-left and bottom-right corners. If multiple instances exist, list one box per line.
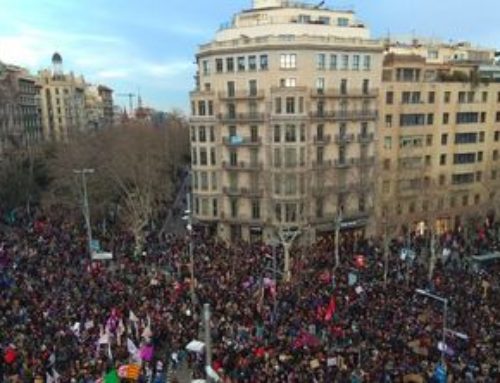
left=314, top=1, right=325, bottom=9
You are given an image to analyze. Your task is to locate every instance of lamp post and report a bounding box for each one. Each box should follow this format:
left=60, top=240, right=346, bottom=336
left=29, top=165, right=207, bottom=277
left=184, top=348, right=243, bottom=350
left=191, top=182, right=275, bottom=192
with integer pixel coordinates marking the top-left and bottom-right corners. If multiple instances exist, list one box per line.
left=73, top=168, right=94, bottom=258
left=183, top=192, right=195, bottom=304
left=415, top=289, right=448, bottom=362
left=334, top=208, right=343, bottom=269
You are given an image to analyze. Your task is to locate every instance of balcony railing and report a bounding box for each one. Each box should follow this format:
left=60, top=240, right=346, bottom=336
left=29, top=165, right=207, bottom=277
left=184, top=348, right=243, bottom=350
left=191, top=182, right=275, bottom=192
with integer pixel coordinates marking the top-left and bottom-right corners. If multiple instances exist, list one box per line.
left=221, top=161, right=263, bottom=170
left=218, top=113, right=266, bottom=122
left=312, top=159, right=332, bottom=169
left=357, top=133, right=375, bottom=143
left=310, top=110, right=378, bottom=121
left=218, top=90, right=265, bottom=100
left=334, top=133, right=355, bottom=144
left=222, top=136, right=262, bottom=146
left=313, top=134, right=331, bottom=144
left=311, top=89, right=378, bottom=98
left=222, top=187, right=263, bottom=198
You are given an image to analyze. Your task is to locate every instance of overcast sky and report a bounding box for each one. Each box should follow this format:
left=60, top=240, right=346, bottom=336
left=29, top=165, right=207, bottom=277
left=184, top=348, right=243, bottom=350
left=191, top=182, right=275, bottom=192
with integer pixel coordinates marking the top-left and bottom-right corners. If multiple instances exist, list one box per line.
left=0, top=0, right=498, bottom=112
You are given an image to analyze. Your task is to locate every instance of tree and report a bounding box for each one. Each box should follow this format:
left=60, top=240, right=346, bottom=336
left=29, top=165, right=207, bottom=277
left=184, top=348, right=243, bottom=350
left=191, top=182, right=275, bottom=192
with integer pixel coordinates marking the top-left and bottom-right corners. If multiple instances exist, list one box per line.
left=44, top=122, right=181, bottom=254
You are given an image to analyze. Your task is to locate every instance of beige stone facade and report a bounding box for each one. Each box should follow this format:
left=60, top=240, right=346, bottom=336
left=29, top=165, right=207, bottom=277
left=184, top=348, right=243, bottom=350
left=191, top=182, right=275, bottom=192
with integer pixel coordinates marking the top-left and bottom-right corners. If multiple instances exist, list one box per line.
left=190, top=0, right=383, bottom=243
left=38, top=54, right=87, bottom=142
left=377, top=53, right=500, bottom=234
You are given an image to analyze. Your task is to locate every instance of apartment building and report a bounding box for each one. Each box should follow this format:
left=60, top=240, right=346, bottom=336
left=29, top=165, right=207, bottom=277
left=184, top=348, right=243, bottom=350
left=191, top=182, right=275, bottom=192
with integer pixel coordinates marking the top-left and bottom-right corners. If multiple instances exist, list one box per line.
left=0, top=61, right=42, bottom=158
left=38, top=53, right=87, bottom=142
left=85, top=85, right=115, bottom=131
left=378, top=51, right=500, bottom=234
left=190, top=0, right=384, bottom=243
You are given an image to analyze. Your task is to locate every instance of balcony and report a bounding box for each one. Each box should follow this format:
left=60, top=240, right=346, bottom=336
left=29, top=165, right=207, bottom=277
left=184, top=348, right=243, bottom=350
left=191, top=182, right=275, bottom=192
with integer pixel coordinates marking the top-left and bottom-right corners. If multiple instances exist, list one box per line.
left=221, top=161, right=263, bottom=171
left=357, top=133, right=375, bottom=143
left=220, top=211, right=263, bottom=224
left=334, top=133, right=355, bottom=144
left=222, top=136, right=262, bottom=146
left=218, top=112, right=266, bottom=123
left=270, top=86, right=308, bottom=94
left=312, top=159, right=332, bottom=169
left=310, top=110, right=378, bottom=121
left=313, top=134, right=331, bottom=144
left=190, top=114, right=216, bottom=123
left=352, top=156, right=376, bottom=167
left=333, top=159, right=351, bottom=168
left=222, top=187, right=242, bottom=196
left=222, top=187, right=263, bottom=198
left=311, top=89, right=378, bottom=98
left=218, top=90, right=265, bottom=100
left=189, top=89, right=215, bottom=97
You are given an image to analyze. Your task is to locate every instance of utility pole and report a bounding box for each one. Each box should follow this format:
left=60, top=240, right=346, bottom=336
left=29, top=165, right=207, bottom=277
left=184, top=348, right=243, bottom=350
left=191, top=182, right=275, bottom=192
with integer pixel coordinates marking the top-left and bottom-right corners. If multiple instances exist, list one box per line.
left=74, top=169, right=95, bottom=258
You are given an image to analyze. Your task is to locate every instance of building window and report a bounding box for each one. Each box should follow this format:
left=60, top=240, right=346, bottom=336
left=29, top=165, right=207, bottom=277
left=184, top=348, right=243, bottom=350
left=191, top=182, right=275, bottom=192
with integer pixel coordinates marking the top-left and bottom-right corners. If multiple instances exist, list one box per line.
left=456, top=112, right=479, bottom=124
left=316, top=77, right=325, bottom=92
left=316, top=146, right=324, bottom=165
left=230, top=199, right=238, bottom=218
left=316, top=198, right=324, bottom=218
left=341, top=54, right=349, bottom=70
left=209, top=126, right=215, bottom=142
left=427, top=113, right=434, bottom=125
left=400, top=114, right=426, bottom=126
left=441, top=133, right=448, bottom=146
left=386, top=91, right=394, bottom=105
left=495, top=131, right=500, bottom=141
left=385, top=114, right=392, bottom=128
left=280, top=53, right=297, bottom=69
left=198, top=126, right=206, bottom=142
left=285, top=124, right=296, bottom=142
left=275, top=203, right=282, bottom=222
left=440, top=154, right=446, bottom=165
left=453, top=153, right=476, bottom=164
left=285, top=97, right=295, bottom=114
left=494, top=150, right=499, bottom=161
left=251, top=200, right=260, bottom=220
left=198, top=101, right=206, bottom=116
left=212, top=198, right=218, bottom=217
left=428, top=91, right=435, bottom=104
left=210, top=148, right=216, bottom=165
left=362, top=79, right=369, bottom=95
left=248, top=55, right=257, bottom=71
left=211, top=171, right=217, bottom=190
left=226, top=57, right=234, bottom=72
left=352, top=55, right=360, bottom=70
left=199, top=148, right=207, bottom=165
left=274, top=148, right=281, bottom=168
left=260, top=54, right=268, bottom=70
left=192, top=148, right=197, bottom=165
left=229, top=150, right=238, bottom=166
left=443, top=113, right=449, bottom=124
left=383, top=136, right=392, bottom=149
left=340, top=79, right=347, bottom=95
left=202, top=60, right=210, bottom=75
left=275, top=97, right=282, bottom=114
left=317, top=53, right=326, bottom=70
left=330, top=54, right=337, bottom=70
left=237, top=56, right=246, bottom=71
left=444, top=91, right=451, bottom=103
left=274, top=125, right=281, bottom=143
left=216, top=58, right=223, bottom=73
left=426, top=135, right=433, bottom=146
left=451, top=173, right=475, bottom=185
left=200, top=171, right=208, bottom=190
left=363, top=55, right=371, bottom=70
left=249, top=80, right=257, bottom=96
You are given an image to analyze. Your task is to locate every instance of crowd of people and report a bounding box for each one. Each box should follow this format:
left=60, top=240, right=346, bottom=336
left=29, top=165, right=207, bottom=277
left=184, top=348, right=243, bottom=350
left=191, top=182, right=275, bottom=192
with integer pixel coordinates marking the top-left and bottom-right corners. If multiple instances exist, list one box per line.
left=0, top=208, right=499, bottom=382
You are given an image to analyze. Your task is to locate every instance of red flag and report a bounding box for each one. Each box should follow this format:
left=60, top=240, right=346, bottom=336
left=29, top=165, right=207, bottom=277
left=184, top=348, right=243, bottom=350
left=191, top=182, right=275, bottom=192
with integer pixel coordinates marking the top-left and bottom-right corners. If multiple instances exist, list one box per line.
left=324, top=297, right=336, bottom=321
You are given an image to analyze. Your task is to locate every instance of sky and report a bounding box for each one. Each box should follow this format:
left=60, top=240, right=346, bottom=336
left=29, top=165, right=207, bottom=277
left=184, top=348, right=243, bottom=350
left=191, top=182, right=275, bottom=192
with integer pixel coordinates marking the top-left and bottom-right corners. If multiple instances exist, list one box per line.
left=0, top=0, right=499, bottom=112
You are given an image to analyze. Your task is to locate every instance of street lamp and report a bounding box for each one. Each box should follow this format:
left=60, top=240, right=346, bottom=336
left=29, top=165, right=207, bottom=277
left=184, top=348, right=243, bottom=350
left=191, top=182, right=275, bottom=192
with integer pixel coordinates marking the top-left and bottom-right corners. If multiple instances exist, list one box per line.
left=183, top=192, right=196, bottom=304
left=415, top=289, right=448, bottom=362
left=73, top=168, right=95, bottom=258
left=334, top=208, right=343, bottom=269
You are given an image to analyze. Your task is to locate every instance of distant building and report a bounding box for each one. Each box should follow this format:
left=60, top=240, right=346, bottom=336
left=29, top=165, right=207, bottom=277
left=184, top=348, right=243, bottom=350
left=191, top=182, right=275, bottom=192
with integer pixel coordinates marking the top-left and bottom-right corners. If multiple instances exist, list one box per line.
left=84, top=85, right=114, bottom=131
left=0, top=61, right=42, bottom=157
left=38, top=53, right=87, bottom=142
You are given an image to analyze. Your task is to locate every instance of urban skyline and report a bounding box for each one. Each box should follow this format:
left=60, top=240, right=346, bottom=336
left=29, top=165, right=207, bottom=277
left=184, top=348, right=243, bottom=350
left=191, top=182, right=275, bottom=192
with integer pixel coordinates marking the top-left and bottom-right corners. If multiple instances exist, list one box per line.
left=1, top=0, right=499, bottom=112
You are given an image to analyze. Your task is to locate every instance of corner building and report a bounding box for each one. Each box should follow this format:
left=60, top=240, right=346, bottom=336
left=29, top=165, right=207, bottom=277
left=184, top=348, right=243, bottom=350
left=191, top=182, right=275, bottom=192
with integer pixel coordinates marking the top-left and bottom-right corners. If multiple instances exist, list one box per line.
left=190, top=0, right=383, bottom=243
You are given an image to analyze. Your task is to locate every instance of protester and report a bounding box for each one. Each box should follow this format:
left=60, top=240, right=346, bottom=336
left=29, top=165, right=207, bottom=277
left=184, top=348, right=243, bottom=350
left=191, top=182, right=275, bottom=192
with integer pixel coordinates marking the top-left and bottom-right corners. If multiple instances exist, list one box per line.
left=0, top=208, right=499, bottom=382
